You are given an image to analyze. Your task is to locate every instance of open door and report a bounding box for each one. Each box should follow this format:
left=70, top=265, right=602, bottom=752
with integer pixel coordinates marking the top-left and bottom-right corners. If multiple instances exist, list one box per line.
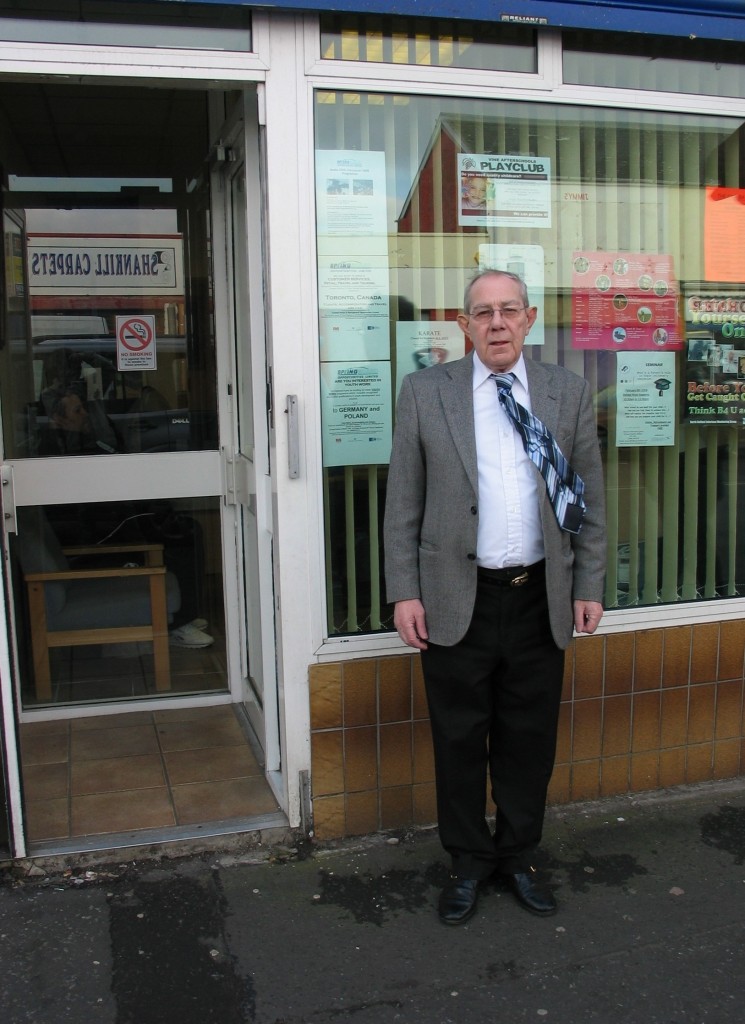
left=216, top=95, right=280, bottom=774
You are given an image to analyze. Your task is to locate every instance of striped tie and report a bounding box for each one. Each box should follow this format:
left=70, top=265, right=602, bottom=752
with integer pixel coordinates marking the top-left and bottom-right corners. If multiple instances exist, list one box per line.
left=492, top=372, right=586, bottom=534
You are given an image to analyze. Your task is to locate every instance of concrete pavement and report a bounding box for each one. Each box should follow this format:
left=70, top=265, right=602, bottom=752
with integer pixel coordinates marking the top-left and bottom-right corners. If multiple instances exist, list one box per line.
left=1, top=777, right=744, bottom=1023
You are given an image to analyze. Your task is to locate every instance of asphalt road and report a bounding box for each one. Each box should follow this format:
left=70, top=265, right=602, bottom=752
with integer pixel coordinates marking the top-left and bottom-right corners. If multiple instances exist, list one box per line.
left=1, top=778, right=744, bottom=1024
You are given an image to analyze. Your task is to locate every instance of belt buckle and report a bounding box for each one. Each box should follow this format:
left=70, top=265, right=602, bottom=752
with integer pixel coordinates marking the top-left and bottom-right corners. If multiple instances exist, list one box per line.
left=510, top=571, right=529, bottom=587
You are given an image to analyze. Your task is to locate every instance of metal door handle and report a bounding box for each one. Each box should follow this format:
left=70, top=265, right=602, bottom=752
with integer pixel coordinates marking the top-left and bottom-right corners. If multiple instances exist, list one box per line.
left=286, top=395, right=299, bottom=479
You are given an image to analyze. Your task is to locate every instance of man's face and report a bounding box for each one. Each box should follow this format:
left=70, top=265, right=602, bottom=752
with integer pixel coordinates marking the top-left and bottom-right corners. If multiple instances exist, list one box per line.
left=457, top=274, right=537, bottom=373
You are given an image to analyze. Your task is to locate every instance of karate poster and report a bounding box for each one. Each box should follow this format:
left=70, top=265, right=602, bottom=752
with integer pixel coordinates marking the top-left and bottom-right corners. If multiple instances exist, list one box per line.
left=395, top=321, right=464, bottom=398
left=571, top=251, right=683, bottom=351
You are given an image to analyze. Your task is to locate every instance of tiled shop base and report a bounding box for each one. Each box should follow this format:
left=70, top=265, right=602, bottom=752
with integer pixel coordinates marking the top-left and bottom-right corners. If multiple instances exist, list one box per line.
left=20, top=705, right=280, bottom=843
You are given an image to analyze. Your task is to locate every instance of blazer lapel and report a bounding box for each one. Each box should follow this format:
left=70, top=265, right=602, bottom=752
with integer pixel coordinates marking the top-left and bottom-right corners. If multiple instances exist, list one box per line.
left=439, top=355, right=478, bottom=493
left=525, top=358, right=560, bottom=436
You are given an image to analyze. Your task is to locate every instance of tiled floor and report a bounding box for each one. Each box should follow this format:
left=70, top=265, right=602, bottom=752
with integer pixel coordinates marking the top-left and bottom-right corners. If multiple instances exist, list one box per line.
left=20, top=704, right=281, bottom=844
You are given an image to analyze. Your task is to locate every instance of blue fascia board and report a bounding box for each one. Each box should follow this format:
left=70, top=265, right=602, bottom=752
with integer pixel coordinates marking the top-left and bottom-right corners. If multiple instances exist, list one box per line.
left=83, top=0, right=745, bottom=42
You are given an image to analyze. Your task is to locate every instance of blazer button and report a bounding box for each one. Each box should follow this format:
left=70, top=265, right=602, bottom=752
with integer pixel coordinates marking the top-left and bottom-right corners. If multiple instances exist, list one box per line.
left=470, top=506, right=477, bottom=515
left=467, top=553, right=476, bottom=560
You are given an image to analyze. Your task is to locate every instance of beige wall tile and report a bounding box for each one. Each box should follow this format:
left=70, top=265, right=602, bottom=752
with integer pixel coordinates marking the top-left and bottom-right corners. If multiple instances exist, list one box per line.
left=634, top=631, right=662, bottom=691
left=662, top=626, right=691, bottom=688
left=562, top=645, right=574, bottom=701
left=554, top=703, right=572, bottom=765
left=604, top=633, right=634, bottom=695
left=570, top=760, right=600, bottom=801
left=344, top=726, right=378, bottom=793
left=547, top=763, right=571, bottom=805
left=343, top=660, right=378, bottom=728
left=685, top=742, right=713, bottom=783
left=631, top=692, right=661, bottom=752
left=412, top=782, right=437, bottom=825
left=630, top=752, right=659, bottom=792
left=602, top=695, right=631, bottom=757
left=660, top=688, right=688, bottom=749
left=687, top=684, right=716, bottom=744
left=691, top=622, right=719, bottom=685
left=312, top=795, right=345, bottom=840
left=310, top=730, right=344, bottom=797
left=379, top=657, right=412, bottom=723
left=659, top=747, right=686, bottom=788
left=309, top=663, right=343, bottom=730
left=713, top=738, right=741, bottom=780
left=715, top=680, right=743, bottom=740
left=574, top=636, right=604, bottom=699
left=346, top=790, right=379, bottom=836
left=572, top=699, right=602, bottom=761
left=380, top=786, right=413, bottom=830
left=412, top=657, right=428, bottom=719
left=601, top=755, right=630, bottom=797
left=380, top=722, right=412, bottom=788
left=413, top=721, right=435, bottom=784
left=718, top=620, right=745, bottom=681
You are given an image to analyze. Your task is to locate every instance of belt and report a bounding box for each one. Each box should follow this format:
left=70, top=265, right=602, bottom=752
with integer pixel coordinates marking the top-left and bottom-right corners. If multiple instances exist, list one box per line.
left=477, top=560, right=545, bottom=587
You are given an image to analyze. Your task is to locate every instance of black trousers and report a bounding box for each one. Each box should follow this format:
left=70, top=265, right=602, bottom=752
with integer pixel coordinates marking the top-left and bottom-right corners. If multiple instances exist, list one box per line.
left=420, top=565, right=565, bottom=880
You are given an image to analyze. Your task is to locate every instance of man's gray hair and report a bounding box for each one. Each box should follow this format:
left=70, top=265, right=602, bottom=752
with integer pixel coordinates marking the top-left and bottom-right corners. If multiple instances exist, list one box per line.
left=463, top=269, right=530, bottom=313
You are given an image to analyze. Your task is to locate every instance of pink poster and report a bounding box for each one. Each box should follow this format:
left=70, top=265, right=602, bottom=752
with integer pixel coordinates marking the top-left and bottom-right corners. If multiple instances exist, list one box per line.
left=571, top=251, right=683, bottom=351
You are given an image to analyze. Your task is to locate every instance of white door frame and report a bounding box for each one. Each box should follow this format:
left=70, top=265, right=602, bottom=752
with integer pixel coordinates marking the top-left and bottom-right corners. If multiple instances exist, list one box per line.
left=209, top=91, right=281, bottom=777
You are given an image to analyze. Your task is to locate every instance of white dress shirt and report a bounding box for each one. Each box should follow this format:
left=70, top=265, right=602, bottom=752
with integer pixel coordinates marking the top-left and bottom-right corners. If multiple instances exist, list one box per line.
left=472, top=351, right=545, bottom=568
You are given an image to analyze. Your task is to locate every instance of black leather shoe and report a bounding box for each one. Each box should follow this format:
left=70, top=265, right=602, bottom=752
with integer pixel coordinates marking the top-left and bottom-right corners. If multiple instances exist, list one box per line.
left=438, top=877, right=480, bottom=925
left=503, top=870, right=557, bottom=917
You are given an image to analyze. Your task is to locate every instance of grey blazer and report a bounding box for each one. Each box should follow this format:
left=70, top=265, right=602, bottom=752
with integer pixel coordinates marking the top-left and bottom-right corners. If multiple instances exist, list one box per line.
left=384, top=353, right=607, bottom=650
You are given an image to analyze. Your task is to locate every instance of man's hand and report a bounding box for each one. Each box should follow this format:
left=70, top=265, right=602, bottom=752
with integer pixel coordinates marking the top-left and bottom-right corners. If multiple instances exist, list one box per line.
left=574, top=600, right=604, bottom=635
left=394, top=599, right=429, bottom=650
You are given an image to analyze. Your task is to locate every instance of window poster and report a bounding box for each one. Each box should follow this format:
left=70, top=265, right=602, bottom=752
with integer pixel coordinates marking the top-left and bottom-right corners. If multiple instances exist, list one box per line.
left=616, top=352, right=676, bottom=447
left=704, top=186, right=745, bottom=283
left=478, top=243, right=546, bottom=347
left=571, top=251, right=683, bottom=351
left=317, top=253, right=390, bottom=362
left=315, top=151, right=388, bottom=238
left=683, top=291, right=745, bottom=425
left=315, top=150, right=391, bottom=363
left=320, top=361, right=392, bottom=468
left=458, top=154, right=551, bottom=229
left=394, top=321, right=465, bottom=398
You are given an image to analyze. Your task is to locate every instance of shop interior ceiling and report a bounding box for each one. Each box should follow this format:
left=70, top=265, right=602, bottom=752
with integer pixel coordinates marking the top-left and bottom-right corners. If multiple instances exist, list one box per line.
left=0, top=82, right=208, bottom=186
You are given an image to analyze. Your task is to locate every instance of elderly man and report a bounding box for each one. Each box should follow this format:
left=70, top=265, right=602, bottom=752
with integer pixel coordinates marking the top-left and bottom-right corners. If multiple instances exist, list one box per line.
left=384, top=269, right=607, bottom=925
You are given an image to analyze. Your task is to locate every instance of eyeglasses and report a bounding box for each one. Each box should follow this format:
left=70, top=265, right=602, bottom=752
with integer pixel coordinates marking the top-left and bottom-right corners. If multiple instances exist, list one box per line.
left=467, top=305, right=528, bottom=323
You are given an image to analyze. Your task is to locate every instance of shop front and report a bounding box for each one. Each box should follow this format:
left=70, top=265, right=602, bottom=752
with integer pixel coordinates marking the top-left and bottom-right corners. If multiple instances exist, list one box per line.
left=1, top=1, right=745, bottom=858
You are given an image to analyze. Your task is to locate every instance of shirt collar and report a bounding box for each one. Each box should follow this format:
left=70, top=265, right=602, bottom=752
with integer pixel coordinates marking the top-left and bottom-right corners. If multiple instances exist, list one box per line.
left=472, top=351, right=529, bottom=393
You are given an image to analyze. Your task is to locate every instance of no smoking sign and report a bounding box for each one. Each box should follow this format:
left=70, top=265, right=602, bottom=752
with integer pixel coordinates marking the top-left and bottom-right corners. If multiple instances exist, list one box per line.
left=116, top=315, right=157, bottom=370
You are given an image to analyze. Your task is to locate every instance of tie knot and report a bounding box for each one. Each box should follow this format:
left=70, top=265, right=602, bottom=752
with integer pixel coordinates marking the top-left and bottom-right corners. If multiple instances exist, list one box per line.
left=491, top=372, right=516, bottom=393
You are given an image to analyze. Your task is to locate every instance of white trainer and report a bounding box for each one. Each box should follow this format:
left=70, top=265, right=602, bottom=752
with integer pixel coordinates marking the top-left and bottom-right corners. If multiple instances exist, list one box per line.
left=169, top=623, right=214, bottom=648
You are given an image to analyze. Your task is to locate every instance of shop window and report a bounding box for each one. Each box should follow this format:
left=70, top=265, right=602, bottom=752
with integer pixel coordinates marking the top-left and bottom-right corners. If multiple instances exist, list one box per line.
left=0, top=1, right=252, bottom=51
left=315, top=90, right=745, bottom=636
left=563, top=30, right=745, bottom=98
left=320, top=14, right=536, bottom=72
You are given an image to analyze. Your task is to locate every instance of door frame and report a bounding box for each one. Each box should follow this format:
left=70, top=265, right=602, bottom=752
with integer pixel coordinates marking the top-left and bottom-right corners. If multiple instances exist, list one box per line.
left=210, top=91, right=281, bottom=776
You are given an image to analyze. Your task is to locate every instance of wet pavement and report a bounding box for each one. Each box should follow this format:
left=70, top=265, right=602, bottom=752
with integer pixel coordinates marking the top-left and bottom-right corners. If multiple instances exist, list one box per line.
left=1, top=777, right=745, bottom=1023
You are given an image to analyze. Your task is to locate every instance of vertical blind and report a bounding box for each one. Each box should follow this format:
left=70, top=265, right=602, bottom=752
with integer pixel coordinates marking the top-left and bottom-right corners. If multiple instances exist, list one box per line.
left=315, top=89, right=745, bottom=635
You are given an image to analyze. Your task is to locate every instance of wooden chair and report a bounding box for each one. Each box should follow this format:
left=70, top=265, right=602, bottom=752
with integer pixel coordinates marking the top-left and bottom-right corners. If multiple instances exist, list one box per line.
left=19, top=512, right=181, bottom=701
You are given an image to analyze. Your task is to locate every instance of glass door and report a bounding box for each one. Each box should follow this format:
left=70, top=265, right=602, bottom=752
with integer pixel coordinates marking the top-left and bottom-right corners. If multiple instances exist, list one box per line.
left=0, top=81, right=229, bottom=710
left=217, top=97, right=280, bottom=772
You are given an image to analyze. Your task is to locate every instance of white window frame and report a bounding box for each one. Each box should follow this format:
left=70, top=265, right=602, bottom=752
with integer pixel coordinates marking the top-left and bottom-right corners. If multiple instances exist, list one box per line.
left=299, top=17, right=745, bottom=657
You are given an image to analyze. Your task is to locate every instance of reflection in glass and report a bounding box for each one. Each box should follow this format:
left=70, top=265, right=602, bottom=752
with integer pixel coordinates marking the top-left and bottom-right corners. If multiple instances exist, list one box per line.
left=315, top=90, right=745, bottom=634
left=12, top=498, right=227, bottom=708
